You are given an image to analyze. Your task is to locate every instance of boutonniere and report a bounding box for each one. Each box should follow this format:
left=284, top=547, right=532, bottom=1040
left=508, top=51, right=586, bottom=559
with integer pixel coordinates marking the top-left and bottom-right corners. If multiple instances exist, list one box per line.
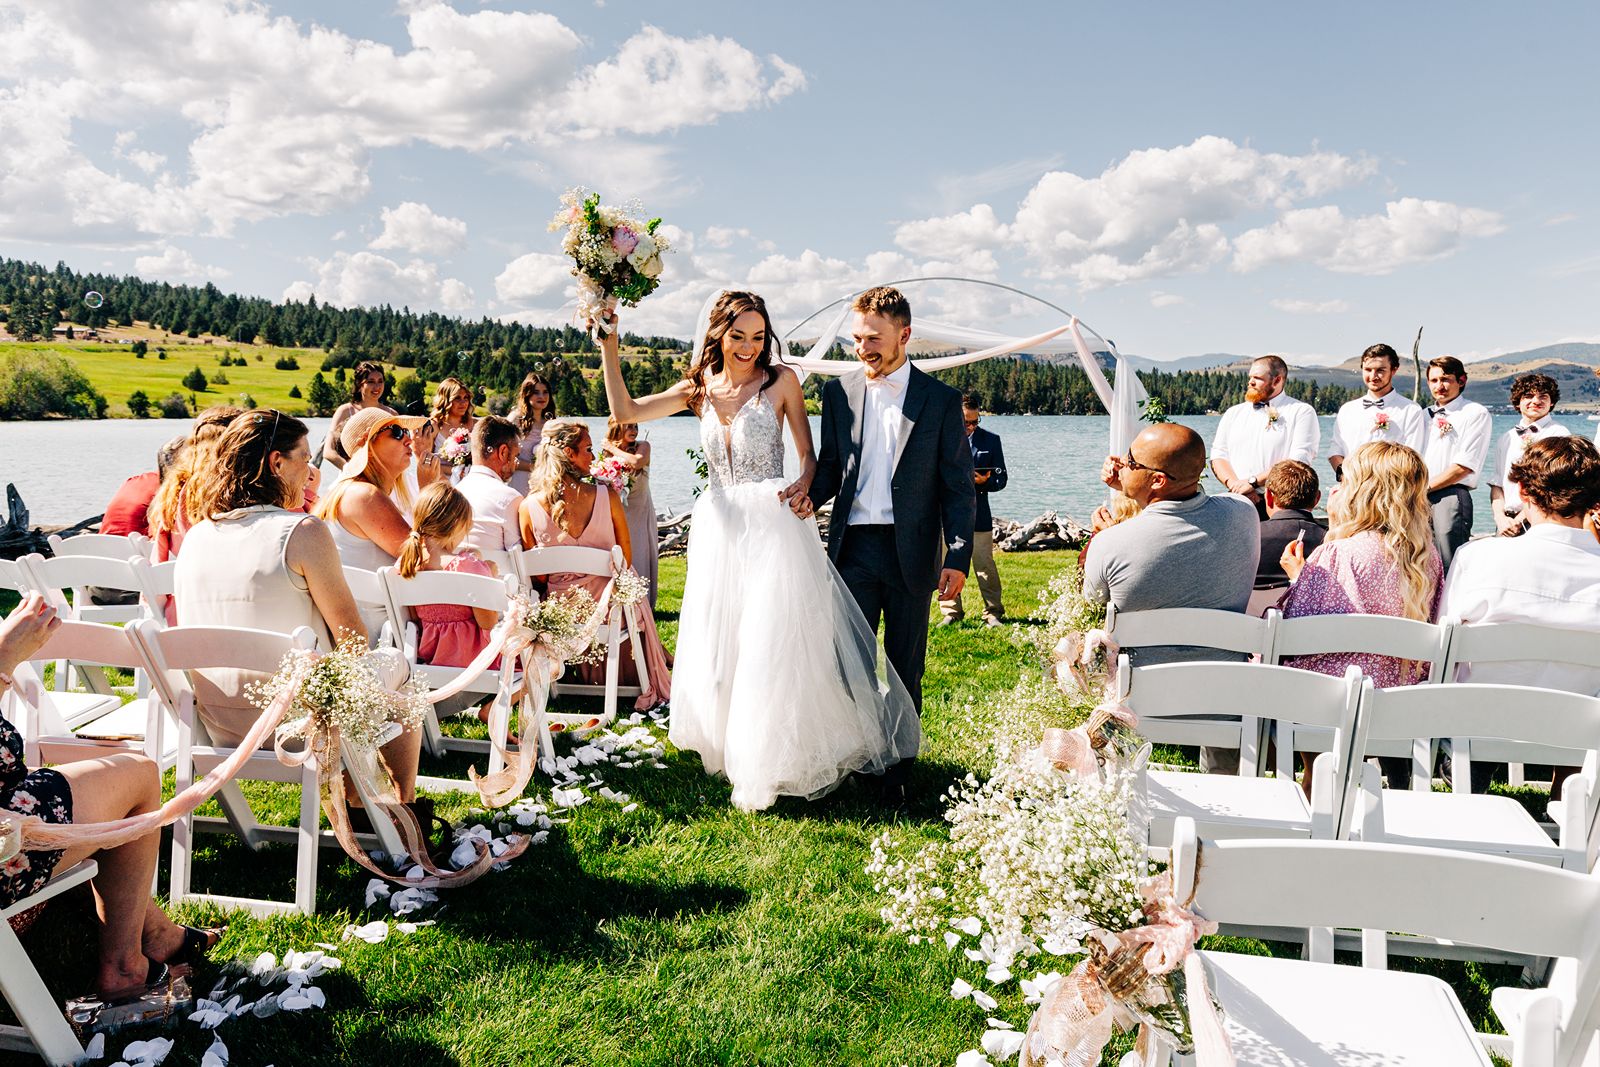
left=1265, top=407, right=1280, bottom=429
left=1435, top=414, right=1454, bottom=437
left=1372, top=411, right=1391, bottom=433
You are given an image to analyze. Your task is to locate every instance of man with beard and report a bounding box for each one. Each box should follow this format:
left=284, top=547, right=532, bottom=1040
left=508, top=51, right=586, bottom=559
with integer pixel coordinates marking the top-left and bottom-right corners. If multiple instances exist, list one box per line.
left=1210, top=355, right=1320, bottom=518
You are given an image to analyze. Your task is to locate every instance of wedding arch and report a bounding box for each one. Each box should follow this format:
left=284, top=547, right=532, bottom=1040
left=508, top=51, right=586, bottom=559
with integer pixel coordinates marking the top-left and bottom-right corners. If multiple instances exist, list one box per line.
left=779, top=277, right=1149, bottom=454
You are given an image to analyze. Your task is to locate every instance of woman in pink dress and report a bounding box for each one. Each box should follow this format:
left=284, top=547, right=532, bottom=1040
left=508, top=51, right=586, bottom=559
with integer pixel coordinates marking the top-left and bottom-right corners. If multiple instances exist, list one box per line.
left=519, top=420, right=671, bottom=709
left=1278, top=440, right=1443, bottom=791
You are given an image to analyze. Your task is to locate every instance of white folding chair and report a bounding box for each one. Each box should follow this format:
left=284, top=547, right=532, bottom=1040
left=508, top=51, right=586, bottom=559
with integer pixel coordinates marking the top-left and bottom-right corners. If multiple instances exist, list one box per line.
left=0, top=557, right=29, bottom=594
left=46, top=532, right=150, bottom=561
left=3, top=620, right=176, bottom=769
left=379, top=565, right=524, bottom=780
left=24, top=549, right=151, bottom=628
left=1266, top=611, right=1453, bottom=783
left=0, top=861, right=99, bottom=1066
left=1342, top=681, right=1600, bottom=873
left=131, top=621, right=404, bottom=917
left=512, top=544, right=649, bottom=727
left=1117, top=657, right=1360, bottom=848
left=1169, top=817, right=1600, bottom=1067
left=1104, top=605, right=1278, bottom=775
left=342, top=565, right=399, bottom=649
left=1443, top=620, right=1600, bottom=789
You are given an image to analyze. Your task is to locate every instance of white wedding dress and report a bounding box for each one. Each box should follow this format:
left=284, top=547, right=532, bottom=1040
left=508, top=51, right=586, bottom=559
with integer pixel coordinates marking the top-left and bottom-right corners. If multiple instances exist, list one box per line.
left=669, top=389, right=921, bottom=811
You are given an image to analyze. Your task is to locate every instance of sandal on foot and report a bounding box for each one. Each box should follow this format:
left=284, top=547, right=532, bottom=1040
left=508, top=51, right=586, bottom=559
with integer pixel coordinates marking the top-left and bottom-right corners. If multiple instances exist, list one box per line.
left=157, top=925, right=225, bottom=969
left=66, top=962, right=195, bottom=1036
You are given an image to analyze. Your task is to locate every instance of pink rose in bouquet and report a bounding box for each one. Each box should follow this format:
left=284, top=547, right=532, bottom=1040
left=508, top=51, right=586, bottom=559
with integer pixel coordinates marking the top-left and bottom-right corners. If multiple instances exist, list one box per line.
left=588, top=455, right=633, bottom=503
left=440, top=428, right=472, bottom=470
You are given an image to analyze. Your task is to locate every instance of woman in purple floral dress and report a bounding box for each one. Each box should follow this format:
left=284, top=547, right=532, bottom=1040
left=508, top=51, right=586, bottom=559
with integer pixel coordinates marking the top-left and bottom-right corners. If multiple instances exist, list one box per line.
left=1, top=595, right=221, bottom=1004
left=1277, top=442, right=1443, bottom=791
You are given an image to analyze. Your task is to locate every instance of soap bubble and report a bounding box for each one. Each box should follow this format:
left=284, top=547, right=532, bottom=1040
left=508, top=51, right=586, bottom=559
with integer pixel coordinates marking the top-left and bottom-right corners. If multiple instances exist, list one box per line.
left=83, top=291, right=103, bottom=309
left=457, top=351, right=469, bottom=362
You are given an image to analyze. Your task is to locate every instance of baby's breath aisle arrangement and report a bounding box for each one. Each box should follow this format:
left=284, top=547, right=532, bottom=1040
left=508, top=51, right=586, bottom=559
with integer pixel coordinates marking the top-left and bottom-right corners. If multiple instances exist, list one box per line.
left=549, top=188, right=670, bottom=332
left=252, top=638, right=519, bottom=885
left=867, top=562, right=1234, bottom=1067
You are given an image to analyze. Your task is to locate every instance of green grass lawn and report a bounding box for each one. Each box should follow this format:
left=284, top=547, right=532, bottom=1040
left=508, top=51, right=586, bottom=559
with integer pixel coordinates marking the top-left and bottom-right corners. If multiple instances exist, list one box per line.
left=1, top=551, right=1527, bottom=1065
left=1, top=340, right=350, bottom=418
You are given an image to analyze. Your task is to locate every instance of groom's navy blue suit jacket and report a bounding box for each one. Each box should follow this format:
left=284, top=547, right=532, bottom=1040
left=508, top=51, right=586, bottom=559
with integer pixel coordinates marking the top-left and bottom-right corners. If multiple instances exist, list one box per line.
left=809, top=364, right=977, bottom=594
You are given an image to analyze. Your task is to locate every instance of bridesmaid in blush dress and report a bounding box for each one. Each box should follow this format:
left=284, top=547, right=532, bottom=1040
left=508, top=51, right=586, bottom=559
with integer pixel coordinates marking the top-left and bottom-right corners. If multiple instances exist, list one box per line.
left=519, top=420, right=671, bottom=710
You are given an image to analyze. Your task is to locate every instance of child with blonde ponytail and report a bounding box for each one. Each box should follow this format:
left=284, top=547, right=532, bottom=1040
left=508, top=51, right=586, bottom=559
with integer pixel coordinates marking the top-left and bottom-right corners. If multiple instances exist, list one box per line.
left=398, top=482, right=500, bottom=668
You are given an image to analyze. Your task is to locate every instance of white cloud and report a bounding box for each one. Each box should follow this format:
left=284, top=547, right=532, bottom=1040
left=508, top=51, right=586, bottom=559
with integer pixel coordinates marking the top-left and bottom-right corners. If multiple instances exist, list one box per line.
left=893, top=204, right=1009, bottom=272
left=704, top=226, right=752, bottom=249
left=1544, top=212, right=1578, bottom=227
left=112, top=131, right=165, bottom=175
left=0, top=4, right=805, bottom=242
left=494, top=252, right=573, bottom=303
left=133, top=243, right=228, bottom=284
left=1150, top=291, right=1185, bottom=308
left=371, top=201, right=468, bottom=257
left=283, top=251, right=473, bottom=313
left=1270, top=297, right=1351, bottom=315
left=1232, top=198, right=1505, bottom=275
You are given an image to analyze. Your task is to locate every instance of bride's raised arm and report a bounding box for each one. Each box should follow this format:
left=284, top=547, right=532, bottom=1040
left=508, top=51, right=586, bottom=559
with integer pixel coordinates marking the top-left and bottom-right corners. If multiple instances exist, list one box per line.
left=773, top=368, right=817, bottom=514
left=598, top=315, right=696, bottom=422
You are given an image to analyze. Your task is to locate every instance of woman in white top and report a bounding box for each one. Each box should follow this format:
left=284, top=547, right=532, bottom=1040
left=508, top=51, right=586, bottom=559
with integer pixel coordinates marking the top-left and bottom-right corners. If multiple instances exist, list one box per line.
left=314, top=408, right=429, bottom=637
left=175, top=410, right=423, bottom=808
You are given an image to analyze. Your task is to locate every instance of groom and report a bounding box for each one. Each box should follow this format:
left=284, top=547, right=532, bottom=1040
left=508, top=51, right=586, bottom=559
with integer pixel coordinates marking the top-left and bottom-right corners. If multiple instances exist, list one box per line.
left=806, top=286, right=976, bottom=779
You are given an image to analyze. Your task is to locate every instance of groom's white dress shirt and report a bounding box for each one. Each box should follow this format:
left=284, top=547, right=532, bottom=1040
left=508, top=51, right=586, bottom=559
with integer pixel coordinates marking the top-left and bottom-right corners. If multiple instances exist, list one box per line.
left=848, top=360, right=910, bottom=526
left=1210, top=391, right=1319, bottom=485
left=1328, top=390, right=1425, bottom=461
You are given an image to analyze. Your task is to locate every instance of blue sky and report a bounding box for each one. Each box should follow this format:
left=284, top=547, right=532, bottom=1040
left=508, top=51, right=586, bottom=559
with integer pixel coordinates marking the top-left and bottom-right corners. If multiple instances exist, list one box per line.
left=2, top=1, right=1595, bottom=365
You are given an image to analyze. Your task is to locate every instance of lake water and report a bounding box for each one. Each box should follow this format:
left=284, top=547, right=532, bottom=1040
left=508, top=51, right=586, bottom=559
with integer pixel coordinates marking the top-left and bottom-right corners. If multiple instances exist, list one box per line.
left=2, top=413, right=1592, bottom=535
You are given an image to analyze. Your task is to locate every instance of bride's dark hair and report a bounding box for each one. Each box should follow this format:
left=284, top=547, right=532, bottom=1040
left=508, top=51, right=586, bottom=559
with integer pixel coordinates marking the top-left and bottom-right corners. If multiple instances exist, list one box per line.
left=684, top=291, right=782, bottom=413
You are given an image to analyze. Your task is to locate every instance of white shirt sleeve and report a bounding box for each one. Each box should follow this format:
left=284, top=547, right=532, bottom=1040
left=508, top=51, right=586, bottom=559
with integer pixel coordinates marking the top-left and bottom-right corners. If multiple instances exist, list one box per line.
left=1456, top=406, right=1493, bottom=474
left=1489, top=430, right=1512, bottom=488
left=1328, top=405, right=1350, bottom=460
left=1400, top=403, right=1427, bottom=454
left=1289, top=403, right=1319, bottom=464
left=498, top=490, right=523, bottom=552
left=1211, top=407, right=1238, bottom=464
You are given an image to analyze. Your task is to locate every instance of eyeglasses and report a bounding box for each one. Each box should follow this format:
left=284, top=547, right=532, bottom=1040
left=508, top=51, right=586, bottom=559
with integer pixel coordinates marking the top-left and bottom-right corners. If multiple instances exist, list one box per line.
left=963, top=418, right=980, bottom=428
left=382, top=425, right=412, bottom=442
left=1124, top=448, right=1170, bottom=477
left=254, top=409, right=282, bottom=483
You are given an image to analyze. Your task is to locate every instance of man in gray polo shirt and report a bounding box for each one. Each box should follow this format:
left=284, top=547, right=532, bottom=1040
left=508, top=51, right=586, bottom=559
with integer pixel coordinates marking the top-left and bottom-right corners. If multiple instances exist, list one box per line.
left=1083, top=423, right=1261, bottom=664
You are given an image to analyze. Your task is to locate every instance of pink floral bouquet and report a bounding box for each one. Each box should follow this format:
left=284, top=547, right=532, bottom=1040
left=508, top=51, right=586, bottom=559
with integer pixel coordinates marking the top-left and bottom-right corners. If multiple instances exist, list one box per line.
left=439, top=428, right=472, bottom=470
left=549, top=189, right=670, bottom=333
left=588, top=455, right=634, bottom=504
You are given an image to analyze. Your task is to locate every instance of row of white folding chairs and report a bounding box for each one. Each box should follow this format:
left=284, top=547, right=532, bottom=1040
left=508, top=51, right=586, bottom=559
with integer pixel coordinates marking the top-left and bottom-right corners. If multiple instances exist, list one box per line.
left=1161, top=816, right=1600, bottom=1067
left=1126, top=658, right=1600, bottom=873
left=1106, top=605, right=1600, bottom=783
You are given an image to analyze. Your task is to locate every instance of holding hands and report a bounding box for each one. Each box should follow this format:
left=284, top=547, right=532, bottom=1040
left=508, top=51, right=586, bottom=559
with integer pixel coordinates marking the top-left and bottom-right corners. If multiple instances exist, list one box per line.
left=780, top=478, right=815, bottom=519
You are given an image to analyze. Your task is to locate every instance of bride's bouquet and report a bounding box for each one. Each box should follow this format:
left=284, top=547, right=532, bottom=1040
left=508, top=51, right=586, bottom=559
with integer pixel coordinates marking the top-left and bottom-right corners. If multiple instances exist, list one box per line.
left=548, top=189, right=670, bottom=331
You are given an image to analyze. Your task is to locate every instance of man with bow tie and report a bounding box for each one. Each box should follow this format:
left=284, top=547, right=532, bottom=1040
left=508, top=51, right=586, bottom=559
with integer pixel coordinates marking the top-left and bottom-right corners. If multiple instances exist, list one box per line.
left=1210, top=355, right=1319, bottom=517
left=1490, top=372, right=1571, bottom=534
left=1421, top=356, right=1493, bottom=566
left=1328, top=343, right=1426, bottom=479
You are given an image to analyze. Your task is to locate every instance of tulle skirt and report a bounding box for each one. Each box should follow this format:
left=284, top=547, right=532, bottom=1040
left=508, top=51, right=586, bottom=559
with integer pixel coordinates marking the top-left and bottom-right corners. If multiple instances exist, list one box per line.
left=669, top=479, right=921, bottom=811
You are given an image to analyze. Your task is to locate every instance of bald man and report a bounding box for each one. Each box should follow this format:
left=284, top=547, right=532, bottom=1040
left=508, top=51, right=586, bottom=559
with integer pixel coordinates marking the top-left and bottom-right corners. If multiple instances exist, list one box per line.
left=1083, top=424, right=1261, bottom=665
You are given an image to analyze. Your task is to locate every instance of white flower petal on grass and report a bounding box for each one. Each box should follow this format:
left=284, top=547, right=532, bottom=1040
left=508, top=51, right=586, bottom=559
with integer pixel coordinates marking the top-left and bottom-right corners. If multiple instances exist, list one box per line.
left=83, top=1034, right=106, bottom=1060
left=344, top=920, right=390, bottom=944
left=200, top=1035, right=228, bottom=1067
left=621, top=802, right=639, bottom=813
left=278, top=988, right=319, bottom=1011
left=943, top=932, right=962, bottom=951
left=985, top=1017, right=1013, bottom=1029
left=963, top=948, right=990, bottom=964
left=364, top=878, right=392, bottom=908
left=955, top=1051, right=993, bottom=1067
left=250, top=997, right=280, bottom=1018
left=980, top=1028, right=1026, bottom=1059
left=190, top=1000, right=229, bottom=1029
left=953, top=917, right=982, bottom=936
left=950, top=977, right=975, bottom=1000
left=120, top=1037, right=175, bottom=1066
left=1020, top=971, right=1064, bottom=1005
left=971, top=990, right=999, bottom=1011
left=531, top=830, right=550, bottom=845
left=248, top=952, right=278, bottom=978
left=396, top=920, right=436, bottom=935
left=449, top=838, right=482, bottom=869
left=985, top=963, right=1012, bottom=984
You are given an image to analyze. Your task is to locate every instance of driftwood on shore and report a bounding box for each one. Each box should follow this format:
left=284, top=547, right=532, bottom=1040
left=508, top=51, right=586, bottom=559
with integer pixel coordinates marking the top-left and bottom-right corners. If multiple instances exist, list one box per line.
left=654, top=503, right=1089, bottom=556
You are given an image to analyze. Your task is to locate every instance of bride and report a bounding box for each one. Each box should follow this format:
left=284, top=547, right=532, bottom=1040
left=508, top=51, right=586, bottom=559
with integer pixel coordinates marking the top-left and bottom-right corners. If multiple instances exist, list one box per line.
left=599, top=290, right=919, bottom=811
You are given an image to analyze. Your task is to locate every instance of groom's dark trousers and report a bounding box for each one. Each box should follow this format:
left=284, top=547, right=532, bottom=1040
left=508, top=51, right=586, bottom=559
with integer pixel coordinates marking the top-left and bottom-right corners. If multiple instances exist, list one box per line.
left=835, top=524, right=931, bottom=713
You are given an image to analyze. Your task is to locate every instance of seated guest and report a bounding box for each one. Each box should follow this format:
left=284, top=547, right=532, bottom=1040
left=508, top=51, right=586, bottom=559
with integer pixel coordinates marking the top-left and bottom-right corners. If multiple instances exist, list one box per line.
left=314, top=407, right=428, bottom=637
left=1490, top=372, right=1570, bottom=534
left=520, top=420, right=672, bottom=709
left=456, top=415, right=524, bottom=576
left=148, top=405, right=244, bottom=563
left=174, top=411, right=426, bottom=816
left=1083, top=423, right=1261, bottom=665
left=101, top=436, right=185, bottom=539
left=1443, top=436, right=1600, bottom=695
left=1278, top=441, right=1442, bottom=792
left=1, top=594, right=222, bottom=1007
left=398, top=482, right=500, bottom=668
left=1255, top=460, right=1325, bottom=591
left=322, top=361, right=395, bottom=470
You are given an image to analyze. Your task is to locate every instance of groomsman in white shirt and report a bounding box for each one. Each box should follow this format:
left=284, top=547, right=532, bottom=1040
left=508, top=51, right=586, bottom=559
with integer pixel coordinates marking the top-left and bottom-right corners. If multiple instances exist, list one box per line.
left=1328, top=343, right=1426, bottom=480
left=1489, top=372, right=1571, bottom=534
left=1210, top=354, right=1319, bottom=516
left=455, top=414, right=525, bottom=575
left=1420, top=356, right=1493, bottom=566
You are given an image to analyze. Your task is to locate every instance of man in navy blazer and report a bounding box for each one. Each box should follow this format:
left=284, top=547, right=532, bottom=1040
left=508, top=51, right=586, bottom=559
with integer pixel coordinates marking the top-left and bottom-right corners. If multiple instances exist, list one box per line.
left=809, top=287, right=976, bottom=739
left=940, top=397, right=1008, bottom=626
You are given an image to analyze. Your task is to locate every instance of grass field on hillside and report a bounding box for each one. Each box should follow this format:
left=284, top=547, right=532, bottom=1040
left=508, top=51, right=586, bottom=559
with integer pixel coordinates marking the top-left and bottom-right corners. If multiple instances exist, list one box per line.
left=1, top=551, right=1521, bottom=1065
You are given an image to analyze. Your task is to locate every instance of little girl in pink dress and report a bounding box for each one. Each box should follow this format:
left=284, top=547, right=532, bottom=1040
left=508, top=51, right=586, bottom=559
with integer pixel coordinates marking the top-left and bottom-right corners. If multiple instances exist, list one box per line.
left=397, top=483, right=500, bottom=675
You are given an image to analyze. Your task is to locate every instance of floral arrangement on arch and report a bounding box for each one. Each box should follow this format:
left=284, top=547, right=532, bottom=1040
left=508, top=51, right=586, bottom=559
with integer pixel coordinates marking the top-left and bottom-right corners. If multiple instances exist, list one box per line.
left=549, top=189, right=669, bottom=332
